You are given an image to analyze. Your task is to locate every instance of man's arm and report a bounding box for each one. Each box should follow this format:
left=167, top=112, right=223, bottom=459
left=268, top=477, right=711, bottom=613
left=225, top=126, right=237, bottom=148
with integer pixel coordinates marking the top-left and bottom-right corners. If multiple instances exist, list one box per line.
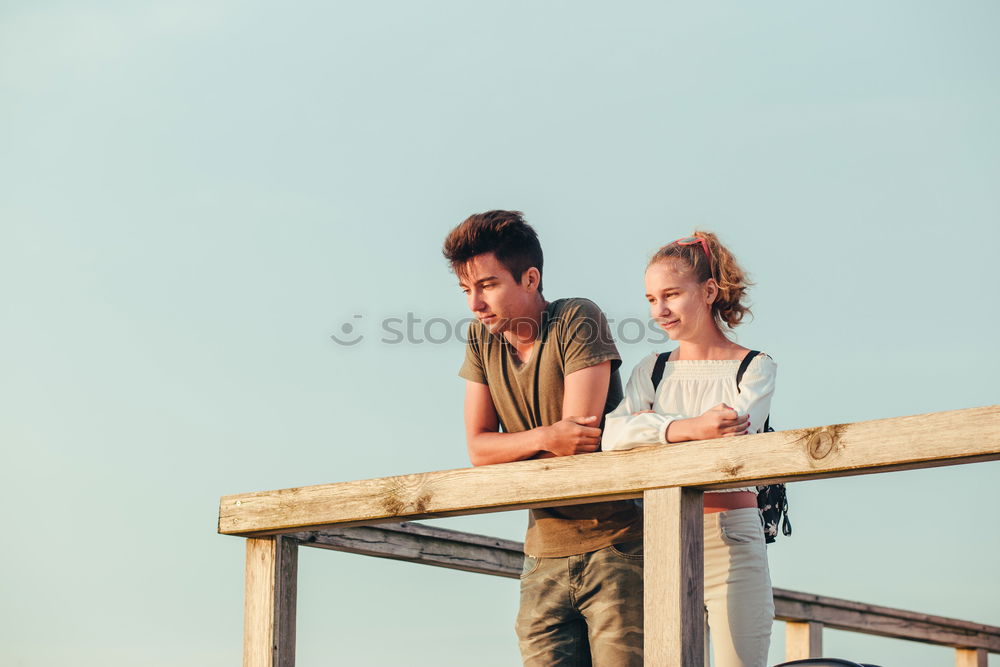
left=561, top=360, right=612, bottom=422
left=464, top=381, right=537, bottom=466
left=464, top=379, right=603, bottom=466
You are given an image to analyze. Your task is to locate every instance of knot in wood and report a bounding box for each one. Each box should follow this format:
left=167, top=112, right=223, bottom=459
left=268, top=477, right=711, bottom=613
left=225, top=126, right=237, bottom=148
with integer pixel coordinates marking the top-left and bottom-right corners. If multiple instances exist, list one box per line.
left=807, top=429, right=835, bottom=460
left=382, top=474, right=431, bottom=516
left=721, top=461, right=744, bottom=478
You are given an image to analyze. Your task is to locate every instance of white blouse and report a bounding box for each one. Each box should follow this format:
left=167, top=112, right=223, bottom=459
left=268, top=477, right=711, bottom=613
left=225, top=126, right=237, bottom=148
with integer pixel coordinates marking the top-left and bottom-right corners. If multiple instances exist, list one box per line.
left=602, top=352, right=777, bottom=493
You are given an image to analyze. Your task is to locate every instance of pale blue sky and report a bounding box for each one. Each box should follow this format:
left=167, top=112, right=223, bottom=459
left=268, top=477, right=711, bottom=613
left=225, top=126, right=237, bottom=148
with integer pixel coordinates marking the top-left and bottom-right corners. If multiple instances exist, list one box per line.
left=2, top=2, right=998, bottom=665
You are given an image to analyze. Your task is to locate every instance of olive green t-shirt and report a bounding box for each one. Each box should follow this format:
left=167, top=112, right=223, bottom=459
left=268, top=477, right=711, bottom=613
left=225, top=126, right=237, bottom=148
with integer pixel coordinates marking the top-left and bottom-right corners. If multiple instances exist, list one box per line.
left=459, top=298, right=643, bottom=557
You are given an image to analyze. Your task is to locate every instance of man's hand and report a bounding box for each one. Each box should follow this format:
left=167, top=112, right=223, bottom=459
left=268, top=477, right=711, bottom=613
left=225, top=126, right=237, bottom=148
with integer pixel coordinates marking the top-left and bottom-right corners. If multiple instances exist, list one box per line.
left=540, top=415, right=602, bottom=457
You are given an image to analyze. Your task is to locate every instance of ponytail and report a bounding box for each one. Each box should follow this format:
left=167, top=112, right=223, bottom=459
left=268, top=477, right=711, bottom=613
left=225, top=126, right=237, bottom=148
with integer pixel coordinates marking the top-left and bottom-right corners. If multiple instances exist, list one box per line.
left=648, top=230, right=753, bottom=330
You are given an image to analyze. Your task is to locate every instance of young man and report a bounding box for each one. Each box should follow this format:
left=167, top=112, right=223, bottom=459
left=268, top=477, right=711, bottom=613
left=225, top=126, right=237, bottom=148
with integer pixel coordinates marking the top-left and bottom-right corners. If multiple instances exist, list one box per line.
left=442, top=210, right=644, bottom=666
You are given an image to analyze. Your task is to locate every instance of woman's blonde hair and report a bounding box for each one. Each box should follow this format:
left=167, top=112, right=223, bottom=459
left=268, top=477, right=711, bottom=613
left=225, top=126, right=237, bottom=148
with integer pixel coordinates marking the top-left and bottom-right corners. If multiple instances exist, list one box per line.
left=648, top=230, right=753, bottom=330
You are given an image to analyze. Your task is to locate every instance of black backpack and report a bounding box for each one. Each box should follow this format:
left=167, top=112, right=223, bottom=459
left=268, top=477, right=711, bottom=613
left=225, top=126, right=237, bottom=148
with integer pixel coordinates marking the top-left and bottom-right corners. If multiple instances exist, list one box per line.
left=651, top=350, right=792, bottom=543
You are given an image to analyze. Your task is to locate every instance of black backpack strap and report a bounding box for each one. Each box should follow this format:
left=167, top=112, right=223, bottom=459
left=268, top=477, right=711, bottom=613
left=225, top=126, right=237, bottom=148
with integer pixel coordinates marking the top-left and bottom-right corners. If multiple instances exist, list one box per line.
left=736, top=349, right=787, bottom=541
left=736, top=350, right=771, bottom=431
left=650, top=351, right=671, bottom=390
left=735, top=350, right=761, bottom=391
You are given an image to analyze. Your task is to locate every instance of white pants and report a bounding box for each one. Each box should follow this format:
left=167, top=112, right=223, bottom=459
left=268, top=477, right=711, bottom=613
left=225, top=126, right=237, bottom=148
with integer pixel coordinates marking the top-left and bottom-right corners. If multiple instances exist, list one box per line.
left=703, top=508, right=774, bottom=667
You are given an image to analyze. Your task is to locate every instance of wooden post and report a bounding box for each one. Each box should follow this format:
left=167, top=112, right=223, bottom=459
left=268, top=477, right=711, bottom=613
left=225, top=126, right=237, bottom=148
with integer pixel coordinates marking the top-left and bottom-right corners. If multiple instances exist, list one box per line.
left=244, top=536, right=298, bottom=667
left=785, top=620, right=823, bottom=660
left=644, top=487, right=704, bottom=666
left=955, top=648, right=988, bottom=667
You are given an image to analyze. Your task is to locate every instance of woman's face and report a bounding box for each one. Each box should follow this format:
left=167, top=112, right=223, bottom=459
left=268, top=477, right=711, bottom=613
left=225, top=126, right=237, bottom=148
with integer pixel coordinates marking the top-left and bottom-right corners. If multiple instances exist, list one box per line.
left=644, top=259, right=717, bottom=341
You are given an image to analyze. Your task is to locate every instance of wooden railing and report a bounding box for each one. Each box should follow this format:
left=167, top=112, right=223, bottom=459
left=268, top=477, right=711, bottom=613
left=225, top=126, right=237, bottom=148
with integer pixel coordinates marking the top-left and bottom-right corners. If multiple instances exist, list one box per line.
left=219, top=405, right=1000, bottom=666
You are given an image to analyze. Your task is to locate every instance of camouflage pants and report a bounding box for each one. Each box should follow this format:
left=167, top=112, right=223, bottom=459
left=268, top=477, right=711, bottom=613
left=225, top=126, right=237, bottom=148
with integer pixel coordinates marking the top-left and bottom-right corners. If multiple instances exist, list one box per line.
left=515, top=540, right=643, bottom=666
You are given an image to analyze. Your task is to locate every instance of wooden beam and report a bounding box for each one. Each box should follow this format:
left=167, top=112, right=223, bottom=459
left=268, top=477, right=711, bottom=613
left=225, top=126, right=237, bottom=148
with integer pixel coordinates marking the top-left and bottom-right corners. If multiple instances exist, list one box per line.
left=785, top=620, right=823, bottom=660
left=774, top=589, right=1000, bottom=652
left=291, top=521, right=523, bottom=578
left=219, top=406, right=1000, bottom=535
left=243, top=536, right=297, bottom=667
left=644, top=487, right=704, bottom=666
left=955, top=648, right=988, bottom=667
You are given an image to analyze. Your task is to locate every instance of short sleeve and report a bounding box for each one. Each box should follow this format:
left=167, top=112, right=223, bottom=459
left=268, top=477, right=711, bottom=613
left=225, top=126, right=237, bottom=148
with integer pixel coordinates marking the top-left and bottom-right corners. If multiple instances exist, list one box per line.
left=458, top=321, right=487, bottom=384
left=557, top=299, right=621, bottom=375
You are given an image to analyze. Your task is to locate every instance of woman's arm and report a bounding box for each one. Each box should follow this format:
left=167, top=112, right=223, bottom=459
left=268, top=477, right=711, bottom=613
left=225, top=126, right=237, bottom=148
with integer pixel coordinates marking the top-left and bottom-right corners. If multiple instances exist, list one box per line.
left=664, top=355, right=773, bottom=442
left=664, top=404, right=750, bottom=442
left=730, top=354, right=777, bottom=435
left=602, top=356, right=687, bottom=450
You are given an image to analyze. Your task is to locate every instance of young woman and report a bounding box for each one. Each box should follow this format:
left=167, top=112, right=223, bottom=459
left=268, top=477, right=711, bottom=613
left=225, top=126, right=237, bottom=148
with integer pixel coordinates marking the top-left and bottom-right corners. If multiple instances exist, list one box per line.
left=603, top=232, right=775, bottom=667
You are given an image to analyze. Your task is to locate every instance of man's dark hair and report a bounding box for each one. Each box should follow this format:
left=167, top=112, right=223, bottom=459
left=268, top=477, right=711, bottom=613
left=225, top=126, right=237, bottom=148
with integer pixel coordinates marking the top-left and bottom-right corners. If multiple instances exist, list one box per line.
left=442, top=210, right=544, bottom=294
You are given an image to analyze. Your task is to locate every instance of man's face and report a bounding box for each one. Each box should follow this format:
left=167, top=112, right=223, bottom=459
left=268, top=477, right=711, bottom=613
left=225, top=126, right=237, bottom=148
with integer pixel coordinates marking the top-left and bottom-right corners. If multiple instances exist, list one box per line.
left=458, top=252, right=535, bottom=336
